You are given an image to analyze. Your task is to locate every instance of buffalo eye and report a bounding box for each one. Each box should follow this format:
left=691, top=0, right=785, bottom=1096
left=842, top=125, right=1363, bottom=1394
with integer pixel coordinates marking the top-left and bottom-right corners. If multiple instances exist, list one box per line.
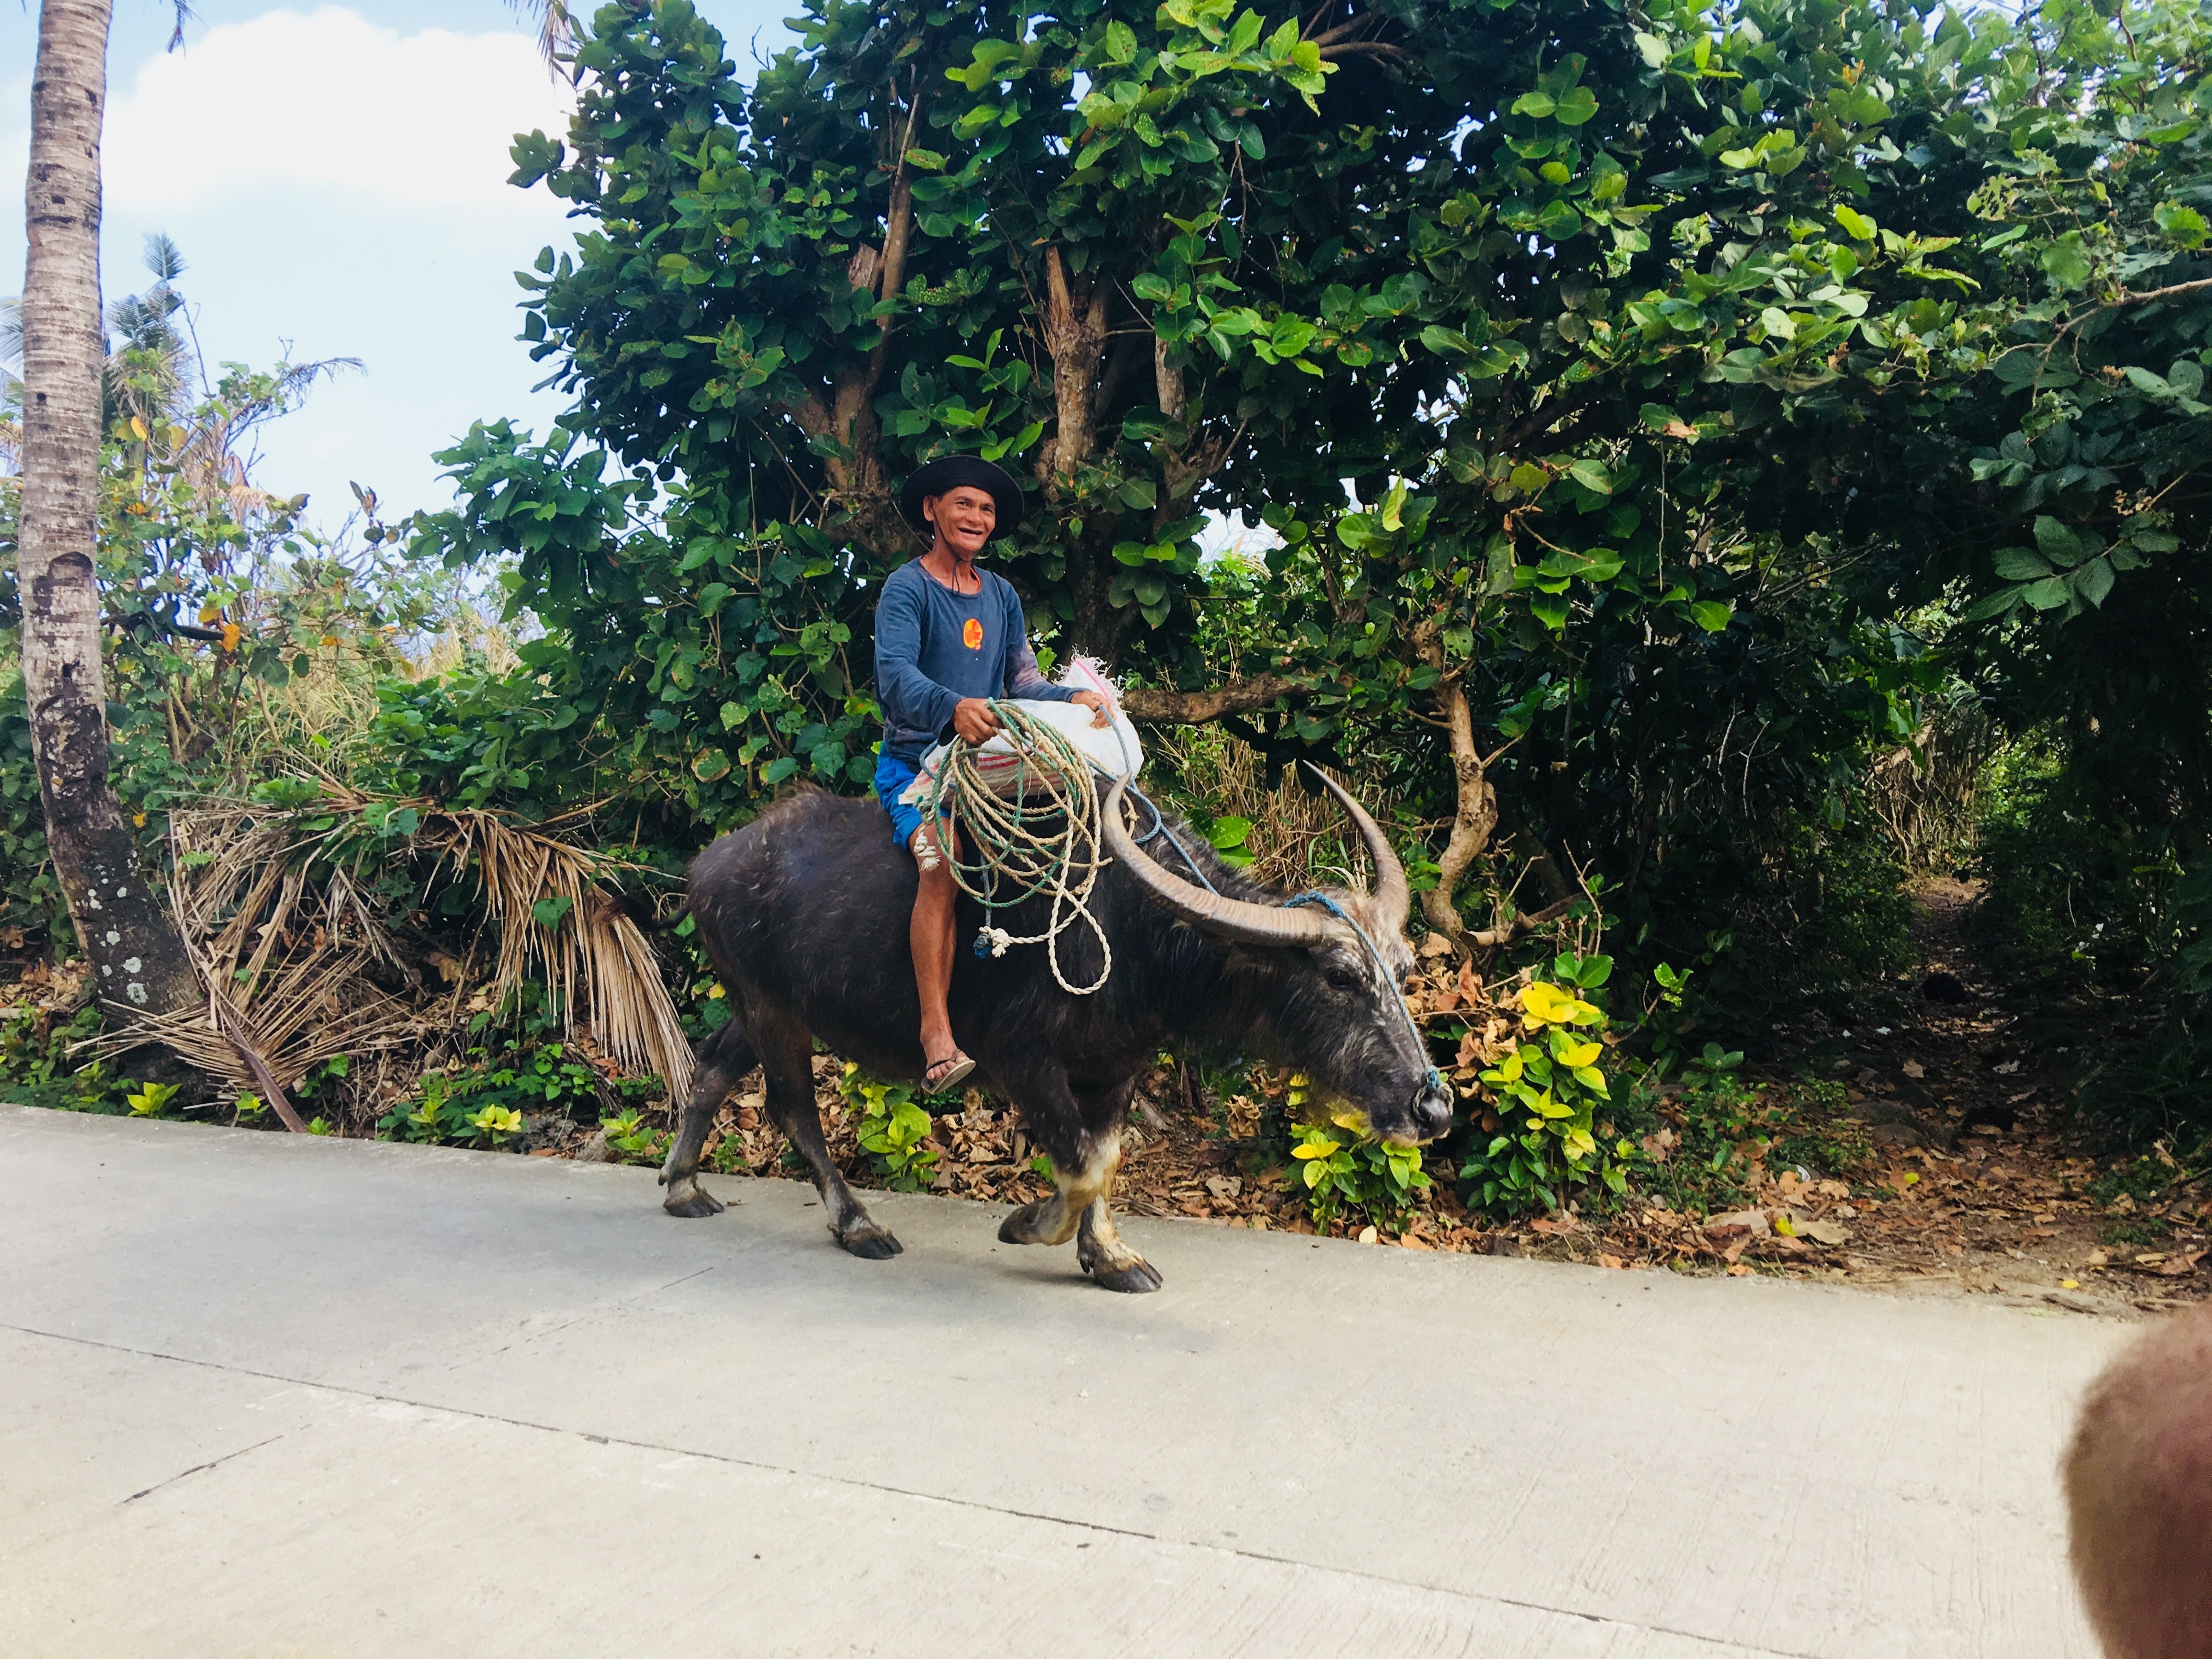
left=1325, top=964, right=1363, bottom=992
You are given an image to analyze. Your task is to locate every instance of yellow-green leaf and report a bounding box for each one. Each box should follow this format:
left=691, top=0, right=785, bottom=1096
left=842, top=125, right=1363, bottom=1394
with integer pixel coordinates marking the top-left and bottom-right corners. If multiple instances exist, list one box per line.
left=1520, top=981, right=1576, bottom=1025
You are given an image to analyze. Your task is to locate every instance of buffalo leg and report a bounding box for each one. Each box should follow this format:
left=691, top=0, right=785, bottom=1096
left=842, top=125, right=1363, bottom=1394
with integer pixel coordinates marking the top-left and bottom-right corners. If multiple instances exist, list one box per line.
left=998, top=1071, right=1159, bottom=1290
left=754, top=1004, right=902, bottom=1260
left=995, top=1066, right=1096, bottom=1248
left=1076, top=1194, right=1161, bottom=1294
left=1070, top=1079, right=1160, bottom=1293
left=659, top=1020, right=754, bottom=1218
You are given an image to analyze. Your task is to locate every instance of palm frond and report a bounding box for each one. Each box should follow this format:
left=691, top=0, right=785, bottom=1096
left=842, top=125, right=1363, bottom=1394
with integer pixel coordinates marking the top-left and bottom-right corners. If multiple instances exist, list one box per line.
left=507, top=1, right=576, bottom=75
left=142, top=231, right=188, bottom=287
left=100, top=795, right=695, bottom=1113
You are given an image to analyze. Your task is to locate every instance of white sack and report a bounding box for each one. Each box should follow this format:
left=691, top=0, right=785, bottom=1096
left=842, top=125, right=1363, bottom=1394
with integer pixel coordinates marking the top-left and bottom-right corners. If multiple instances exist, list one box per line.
left=902, top=656, right=1143, bottom=804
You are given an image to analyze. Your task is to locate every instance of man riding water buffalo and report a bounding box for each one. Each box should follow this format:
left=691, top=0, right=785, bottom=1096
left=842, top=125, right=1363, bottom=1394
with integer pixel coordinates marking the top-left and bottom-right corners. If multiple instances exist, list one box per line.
left=649, top=459, right=1452, bottom=1291
left=871, top=456, right=1113, bottom=1096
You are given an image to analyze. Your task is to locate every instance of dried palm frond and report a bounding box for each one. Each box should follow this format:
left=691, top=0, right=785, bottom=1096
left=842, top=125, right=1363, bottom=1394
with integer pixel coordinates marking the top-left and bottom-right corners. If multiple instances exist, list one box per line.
left=96, top=792, right=693, bottom=1116
left=437, top=810, right=692, bottom=1100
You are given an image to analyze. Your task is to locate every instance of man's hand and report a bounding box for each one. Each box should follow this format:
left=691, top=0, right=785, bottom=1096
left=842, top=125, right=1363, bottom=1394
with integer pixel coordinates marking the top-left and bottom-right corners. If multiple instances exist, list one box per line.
left=1070, top=689, right=1114, bottom=729
left=952, top=698, right=1003, bottom=744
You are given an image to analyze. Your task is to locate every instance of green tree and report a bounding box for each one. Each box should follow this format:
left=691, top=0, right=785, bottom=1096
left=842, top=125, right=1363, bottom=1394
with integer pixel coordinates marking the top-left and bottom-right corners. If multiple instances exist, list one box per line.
left=414, top=0, right=2201, bottom=977
left=1906, top=0, right=2212, bottom=849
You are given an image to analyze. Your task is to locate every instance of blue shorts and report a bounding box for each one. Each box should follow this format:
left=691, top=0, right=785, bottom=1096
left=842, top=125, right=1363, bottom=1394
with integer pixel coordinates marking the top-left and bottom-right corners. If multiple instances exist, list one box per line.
left=874, top=751, right=947, bottom=851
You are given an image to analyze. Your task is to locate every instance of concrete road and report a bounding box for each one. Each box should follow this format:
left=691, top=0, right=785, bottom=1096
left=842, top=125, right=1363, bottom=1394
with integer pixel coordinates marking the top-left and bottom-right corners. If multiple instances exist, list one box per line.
left=0, top=1105, right=2118, bottom=1658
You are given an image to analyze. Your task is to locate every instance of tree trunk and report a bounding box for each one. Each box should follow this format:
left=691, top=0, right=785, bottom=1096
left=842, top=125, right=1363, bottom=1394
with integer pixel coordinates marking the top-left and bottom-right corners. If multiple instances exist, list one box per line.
left=1410, top=619, right=1499, bottom=946
left=20, top=0, right=201, bottom=1022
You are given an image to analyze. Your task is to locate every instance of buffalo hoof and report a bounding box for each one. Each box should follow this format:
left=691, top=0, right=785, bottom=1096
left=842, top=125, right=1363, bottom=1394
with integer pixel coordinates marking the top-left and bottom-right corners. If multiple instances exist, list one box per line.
left=1087, top=1256, right=1164, bottom=1294
left=998, top=1200, right=1053, bottom=1244
left=837, top=1219, right=903, bottom=1259
left=663, top=1183, right=726, bottom=1219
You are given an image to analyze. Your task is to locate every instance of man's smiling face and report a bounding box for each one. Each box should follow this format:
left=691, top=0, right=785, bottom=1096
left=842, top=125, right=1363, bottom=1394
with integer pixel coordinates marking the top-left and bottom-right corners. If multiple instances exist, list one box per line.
left=924, top=485, right=998, bottom=558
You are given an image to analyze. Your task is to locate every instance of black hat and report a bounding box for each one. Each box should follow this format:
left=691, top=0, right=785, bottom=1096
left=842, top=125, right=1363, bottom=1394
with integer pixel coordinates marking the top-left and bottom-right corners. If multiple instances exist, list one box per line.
left=898, top=455, right=1025, bottom=538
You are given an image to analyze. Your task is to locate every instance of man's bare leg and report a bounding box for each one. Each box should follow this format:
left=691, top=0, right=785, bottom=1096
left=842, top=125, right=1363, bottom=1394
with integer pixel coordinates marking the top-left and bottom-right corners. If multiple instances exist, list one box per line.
left=909, top=821, right=969, bottom=1086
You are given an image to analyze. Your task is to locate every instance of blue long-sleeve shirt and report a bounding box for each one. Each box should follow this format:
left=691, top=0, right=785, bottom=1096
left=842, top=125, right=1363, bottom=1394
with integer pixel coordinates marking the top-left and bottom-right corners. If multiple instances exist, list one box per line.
left=873, top=560, right=1075, bottom=763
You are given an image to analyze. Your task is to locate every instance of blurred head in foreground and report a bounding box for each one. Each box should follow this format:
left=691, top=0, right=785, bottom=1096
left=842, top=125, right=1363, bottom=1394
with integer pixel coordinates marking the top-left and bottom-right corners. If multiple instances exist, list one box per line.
left=2066, top=1302, right=2212, bottom=1659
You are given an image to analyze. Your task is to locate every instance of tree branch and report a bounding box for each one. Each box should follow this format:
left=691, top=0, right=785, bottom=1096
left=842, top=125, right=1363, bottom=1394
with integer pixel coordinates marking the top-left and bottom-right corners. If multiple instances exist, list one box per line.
left=1493, top=796, right=1577, bottom=904
left=1412, top=618, right=1499, bottom=946
left=1040, top=245, right=1109, bottom=480
left=1154, top=335, right=1186, bottom=423
left=2101, top=275, right=2212, bottom=310
left=1318, top=41, right=1416, bottom=64
left=1465, top=897, right=1575, bottom=949
left=1120, top=673, right=1308, bottom=723
left=1491, top=379, right=1607, bottom=456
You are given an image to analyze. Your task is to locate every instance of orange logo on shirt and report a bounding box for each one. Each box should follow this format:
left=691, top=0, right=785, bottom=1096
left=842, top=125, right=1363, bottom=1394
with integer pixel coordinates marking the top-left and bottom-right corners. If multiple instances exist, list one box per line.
left=962, top=617, right=984, bottom=650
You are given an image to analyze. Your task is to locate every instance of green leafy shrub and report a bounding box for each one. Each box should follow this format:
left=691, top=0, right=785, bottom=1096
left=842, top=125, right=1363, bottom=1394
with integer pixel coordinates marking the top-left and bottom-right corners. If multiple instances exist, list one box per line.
left=839, top=1064, right=938, bottom=1193
left=464, top=1104, right=524, bottom=1147
left=125, top=1081, right=180, bottom=1119
left=581, top=1107, right=669, bottom=1164
left=0, top=1006, right=108, bottom=1110
left=1609, top=1071, right=1871, bottom=1221
left=377, top=1029, right=653, bottom=1148
left=1289, top=1111, right=1431, bottom=1233
left=1457, top=956, right=1632, bottom=1216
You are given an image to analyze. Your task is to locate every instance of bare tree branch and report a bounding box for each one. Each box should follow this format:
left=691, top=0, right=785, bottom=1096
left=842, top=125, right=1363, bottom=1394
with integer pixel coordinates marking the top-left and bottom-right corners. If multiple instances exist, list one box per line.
left=1121, top=674, right=1310, bottom=723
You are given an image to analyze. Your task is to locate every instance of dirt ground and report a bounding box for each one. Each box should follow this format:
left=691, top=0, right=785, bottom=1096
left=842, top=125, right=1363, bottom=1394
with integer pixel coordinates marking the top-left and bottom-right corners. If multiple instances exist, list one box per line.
left=1707, top=874, right=2208, bottom=1318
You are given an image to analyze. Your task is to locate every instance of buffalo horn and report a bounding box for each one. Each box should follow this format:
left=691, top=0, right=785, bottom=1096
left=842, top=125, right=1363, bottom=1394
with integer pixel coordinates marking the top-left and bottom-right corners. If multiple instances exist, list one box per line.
left=1301, top=763, right=1410, bottom=933
left=1101, top=779, right=1330, bottom=946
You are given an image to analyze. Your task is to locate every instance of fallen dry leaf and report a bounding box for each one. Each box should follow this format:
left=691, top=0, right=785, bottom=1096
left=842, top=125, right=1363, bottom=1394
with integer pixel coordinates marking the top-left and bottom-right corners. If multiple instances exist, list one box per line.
left=1706, top=1209, right=1771, bottom=1237
left=1901, top=1060, right=1926, bottom=1079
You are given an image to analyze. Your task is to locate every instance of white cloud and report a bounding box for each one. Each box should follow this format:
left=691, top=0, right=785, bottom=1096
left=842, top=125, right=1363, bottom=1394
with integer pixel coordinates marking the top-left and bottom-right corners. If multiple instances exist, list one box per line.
left=103, top=7, right=573, bottom=216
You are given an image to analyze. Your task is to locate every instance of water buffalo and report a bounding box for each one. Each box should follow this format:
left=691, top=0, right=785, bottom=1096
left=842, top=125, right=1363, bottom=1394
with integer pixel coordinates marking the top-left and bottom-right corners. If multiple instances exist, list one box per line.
left=652, top=766, right=1451, bottom=1291
left=2066, top=1302, right=2212, bottom=1659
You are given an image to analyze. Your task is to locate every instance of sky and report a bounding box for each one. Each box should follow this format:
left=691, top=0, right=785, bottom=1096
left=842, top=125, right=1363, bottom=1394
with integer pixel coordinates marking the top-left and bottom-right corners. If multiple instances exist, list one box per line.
left=3, top=1, right=792, bottom=532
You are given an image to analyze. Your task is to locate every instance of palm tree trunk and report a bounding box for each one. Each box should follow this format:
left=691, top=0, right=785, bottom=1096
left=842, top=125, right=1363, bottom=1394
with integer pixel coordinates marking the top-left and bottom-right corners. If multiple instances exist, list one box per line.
left=20, top=0, right=201, bottom=1023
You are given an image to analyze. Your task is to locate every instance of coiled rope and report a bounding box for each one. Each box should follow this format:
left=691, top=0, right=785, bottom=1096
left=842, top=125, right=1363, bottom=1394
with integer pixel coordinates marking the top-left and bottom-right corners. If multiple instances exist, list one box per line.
left=921, top=699, right=1114, bottom=995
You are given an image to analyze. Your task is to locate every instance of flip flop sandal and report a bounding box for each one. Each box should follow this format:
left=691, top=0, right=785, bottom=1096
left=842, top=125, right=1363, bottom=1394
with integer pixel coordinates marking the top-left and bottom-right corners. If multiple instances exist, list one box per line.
left=924, top=1052, right=977, bottom=1094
